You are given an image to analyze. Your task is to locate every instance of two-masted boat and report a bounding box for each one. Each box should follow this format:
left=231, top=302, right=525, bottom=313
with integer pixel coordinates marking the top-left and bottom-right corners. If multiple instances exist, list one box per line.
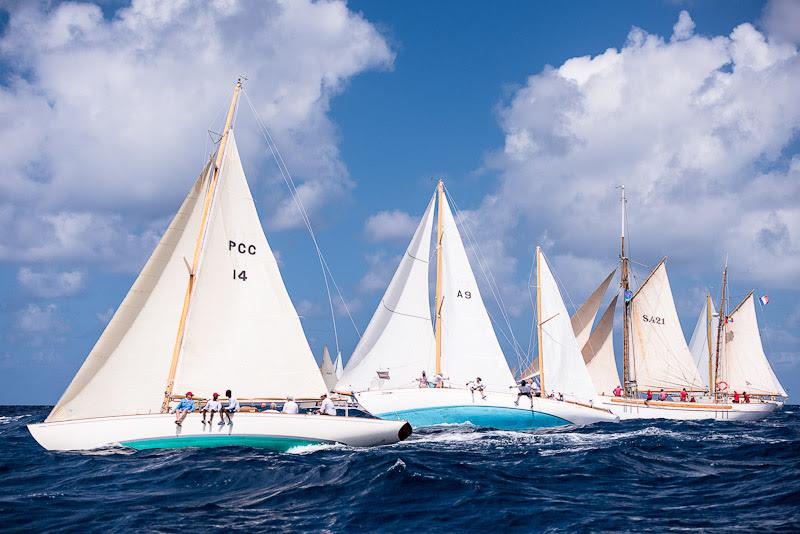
left=335, top=181, right=617, bottom=429
left=28, top=81, right=412, bottom=451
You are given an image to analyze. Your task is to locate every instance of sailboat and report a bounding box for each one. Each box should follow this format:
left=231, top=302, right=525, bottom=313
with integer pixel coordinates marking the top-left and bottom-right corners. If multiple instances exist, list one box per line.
left=28, top=80, right=412, bottom=451
left=592, top=187, right=780, bottom=420
left=335, top=181, right=617, bottom=429
left=319, top=345, right=337, bottom=392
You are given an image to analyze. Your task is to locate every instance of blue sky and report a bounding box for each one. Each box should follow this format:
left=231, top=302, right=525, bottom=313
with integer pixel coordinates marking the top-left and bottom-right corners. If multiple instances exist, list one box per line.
left=1, top=0, right=798, bottom=404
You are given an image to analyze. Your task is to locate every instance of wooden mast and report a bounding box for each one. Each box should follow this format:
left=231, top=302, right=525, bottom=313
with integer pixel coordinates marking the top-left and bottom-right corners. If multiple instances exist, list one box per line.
left=705, top=292, right=714, bottom=394
left=712, top=259, right=728, bottom=402
left=434, top=179, right=444, bottom=376
left=620, top=186, right=632, bottom=397
left=536, top=246, right=544, bottom=394
left=161, top=79, right=243, bottom=412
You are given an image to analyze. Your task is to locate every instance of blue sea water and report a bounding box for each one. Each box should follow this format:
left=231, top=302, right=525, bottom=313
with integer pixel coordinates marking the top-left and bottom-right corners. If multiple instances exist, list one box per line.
left=1, top=406, right=798, bottom=533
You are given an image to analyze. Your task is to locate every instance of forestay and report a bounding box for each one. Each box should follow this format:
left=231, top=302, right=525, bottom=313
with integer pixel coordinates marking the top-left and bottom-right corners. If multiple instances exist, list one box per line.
left=582, top=295, right=621, bottom=395
left=688, top=297, right=717, bottom=392
left=47, top=162, right=213, bottom=422
left=439, top=195, right=515, bottom=389
left=538, top=250, right=598, bottom=401
left=630, top=260, right=705, bottom=391
left=173, top=132, right=326, bottom=400
left=719, top=293, right=787, bottom=396
left=571, top=269, right=616, bottom=350
left=336, top=196, right=436, bottom=392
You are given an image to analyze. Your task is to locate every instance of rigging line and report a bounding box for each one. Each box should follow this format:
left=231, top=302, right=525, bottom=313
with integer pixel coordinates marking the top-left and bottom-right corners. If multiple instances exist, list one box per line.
left=524, top=253, right=538, bottom=370
left=442, top=185, right=526, bottom=361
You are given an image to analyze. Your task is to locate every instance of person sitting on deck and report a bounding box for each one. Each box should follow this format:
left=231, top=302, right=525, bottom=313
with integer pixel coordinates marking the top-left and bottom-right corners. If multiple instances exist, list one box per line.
left=317, top=393, right=337, bottom=416
left=467, top=377, right=487, bottom=400
left=172, top=392, right=195, bottom=426
left=646, top=390, right=653, bottom=402
left=219, top=389, right=239, bottom=426
left=431, top=373, right=447, bottom=388
left=418, top=370, right=429, bottom=388
left=201, top=392, right=222, bottom=424
left=282, top=396, right=299, bottom=414
left=690, top=396, right=697, bottom=402
left=680, top=388, right=688, bottom=402
left=733, top=391, right=740, bottom=403
left=743, top=391, right=750, bottom=403
left=511, top=380, right=533, bottom=406
left=658, top=389, right=667, bottom=401
left=613, top=385, right=623, bottom=397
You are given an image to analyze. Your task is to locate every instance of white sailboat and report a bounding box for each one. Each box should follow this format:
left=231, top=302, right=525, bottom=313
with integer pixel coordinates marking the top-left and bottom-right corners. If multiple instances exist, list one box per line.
left=28, top=80, right=411, bottom=451
left=319, top=345, right=337, bottom=392
left=335, top=182, right=617, bottom=429
left=595, top=187, right=780, bottom=420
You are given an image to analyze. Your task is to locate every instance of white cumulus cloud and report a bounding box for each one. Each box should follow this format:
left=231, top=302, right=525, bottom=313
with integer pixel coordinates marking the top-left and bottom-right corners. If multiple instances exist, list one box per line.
left=17, top=267, right=85, bottom=298
left=364, top=210, right=420, bottom=242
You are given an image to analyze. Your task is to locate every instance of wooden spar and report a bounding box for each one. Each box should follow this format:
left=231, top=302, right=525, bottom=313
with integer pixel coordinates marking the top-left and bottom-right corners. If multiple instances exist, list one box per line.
left=620, top=186, right=632, bottom=397
left=434, top=179, right=444, bottom=376
left=712, top=261, right=728, bottom=402
left=161, top=79, right=243, bottom=412
left=706, top=292, right=714, bottom=394
left=536, top=246, right=544, bottom=394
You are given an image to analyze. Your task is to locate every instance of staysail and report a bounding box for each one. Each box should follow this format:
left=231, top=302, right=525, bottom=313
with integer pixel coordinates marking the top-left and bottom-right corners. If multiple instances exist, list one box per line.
left=439, top=194, right=515, bottom=389
left=172, top=132, right=325, bottom=400
left=718, top=293, right=787, bottom=396
left=688, top=295, right=718, bottom=392
left=320, top=345, right=337, bottom=392
left=629, top=260, right=705, bottom=391
left=537, top=249, right=598, bottom=400
left=571, top=269, right=616, bottom=350
left=582, top=295, right=621, bottom=395
left=335, top=196, right=436, bottom=392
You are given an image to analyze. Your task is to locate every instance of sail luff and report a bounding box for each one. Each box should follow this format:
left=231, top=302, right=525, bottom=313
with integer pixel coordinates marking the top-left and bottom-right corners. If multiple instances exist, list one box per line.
left=536, top=247, right=545, bottom=393
left=706, top=293, right=713, bottom=393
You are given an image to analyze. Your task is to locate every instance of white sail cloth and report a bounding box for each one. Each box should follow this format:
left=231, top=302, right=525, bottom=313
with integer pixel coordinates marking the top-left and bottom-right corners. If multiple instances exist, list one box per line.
left=336, top=196, right=436, bottom=392
left=320, top=345, right=337, bottom=392
left=582, top=295, right=621, bottom=395
left=571, top=269, right=616, bottom=350
left=688, top=297, right=717, bottom=392
left=719, top=293, right=787, bottom=396
left=334, top=351, right=343, bottom=379
left=537, top=250, right=598, bottom=401
left=629, top=260, right=705, bottom=391
left=173, top=132, right=326, bottom=400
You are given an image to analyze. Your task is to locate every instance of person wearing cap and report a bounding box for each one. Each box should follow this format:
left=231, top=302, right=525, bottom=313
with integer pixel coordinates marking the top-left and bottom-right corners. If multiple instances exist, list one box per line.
left=201, top=392, right=222, bottom=425
left=282, top=395, right=299, bottom=414
left=172, top=392, right=195, bottom=426
left=219, top=389, right=240, bottom=426
left=317, top=393, right=336, bottom=416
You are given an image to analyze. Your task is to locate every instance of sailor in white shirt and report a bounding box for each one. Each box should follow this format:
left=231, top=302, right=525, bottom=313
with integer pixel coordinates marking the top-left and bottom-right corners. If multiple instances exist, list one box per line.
left=219, top=389, right=240, bottom=426
left=282, top=396, right=299, bottom=414
left=201, top=392, right=222, bottom=424
left=317, top=394, right=337, bottom=416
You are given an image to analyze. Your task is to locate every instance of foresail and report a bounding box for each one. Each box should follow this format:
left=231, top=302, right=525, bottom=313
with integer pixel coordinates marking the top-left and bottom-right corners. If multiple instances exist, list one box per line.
left=173, top=131, right=326, bottom=400
left=688, top=297, right=717, bottom=392
left=333, top=351, right=343, bottom=380
left=582, top=295, right=621, bottom=395
left=720, top=293, right=787, bottom=396
left=630, top=260, right=705, bottom=391
left=440, top=195, right=515, bottom=389
left=571, top=269, right=616, bottom=350
left=320, top=345, right=337, bottom=392
left=538, top=250, right=597, bottom=400
left=47, top=160, right=213, bottom=422
left=335, top=196, right=436, bottom=392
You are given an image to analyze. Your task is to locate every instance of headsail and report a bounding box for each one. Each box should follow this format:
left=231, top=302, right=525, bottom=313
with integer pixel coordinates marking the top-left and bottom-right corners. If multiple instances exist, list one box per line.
left=719, top=293, right=787, bottom=396
left=172, top=132, right=325, bottom=400
left=333, top=351, right=343, bottom=380
left=688, top=295, right=718, bottom=392
left=320, top=345, right=337, bottom=392
left=629, top=260, right=705, bottom=391
left=335, top=196, right=436, bottom=392
left=582, top=295, right=621, bottom=395
left=571, top=269, right=616, bottom=350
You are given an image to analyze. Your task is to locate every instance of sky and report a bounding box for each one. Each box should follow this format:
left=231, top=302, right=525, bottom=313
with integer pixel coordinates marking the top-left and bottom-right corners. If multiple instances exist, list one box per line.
left=0, top=0, right=798, bottom=404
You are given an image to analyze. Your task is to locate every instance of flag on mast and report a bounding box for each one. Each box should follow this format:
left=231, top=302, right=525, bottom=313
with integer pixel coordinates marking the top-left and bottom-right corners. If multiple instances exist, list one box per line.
left=759, top=295, right=769, bottom=306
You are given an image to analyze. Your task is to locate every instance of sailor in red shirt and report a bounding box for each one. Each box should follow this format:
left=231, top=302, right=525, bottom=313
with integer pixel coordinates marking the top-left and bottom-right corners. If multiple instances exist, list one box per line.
left=680, top=388, right=688, bottom=402
left=733, top=391, right=740, bottom=403
left=646, top=390, right=653, bottom=401
left=743, top=391, right=750, bottom=403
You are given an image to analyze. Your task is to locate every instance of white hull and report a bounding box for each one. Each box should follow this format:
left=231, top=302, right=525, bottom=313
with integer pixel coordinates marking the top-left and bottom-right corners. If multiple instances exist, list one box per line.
left=599, top=396, right=780, bottom=421
left=28, top=412, right=412, bottom=451
left=355, top=387, right=618, bottom=429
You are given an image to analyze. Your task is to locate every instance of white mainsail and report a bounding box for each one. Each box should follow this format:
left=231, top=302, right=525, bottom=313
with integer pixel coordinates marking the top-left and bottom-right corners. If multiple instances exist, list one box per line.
left=47, top=162, right=213, bottom=422
left=630, top=260, right=705, bottom=391
left=439, top=195, right=515, bottom=389
left=173, top=132, right=326, bottom=400
left=719, top=293, right=787, bottom=396
left=571, top=269, right=616, bottom=350
left=320, top=345, right=337, bottom=392
left=335, top=196, right=436, bottom=392
left=582, top=295, right=621, bottom=395
left=537, top=249, right=598, bottom=400
left=688, top=296, right=717, bottom=392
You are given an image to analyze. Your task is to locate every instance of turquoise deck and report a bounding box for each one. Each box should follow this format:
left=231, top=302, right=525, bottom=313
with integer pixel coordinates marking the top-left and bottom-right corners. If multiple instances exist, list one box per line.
left=121, top=435, right=323, bottom=451
left=376, top=405, right=570, bottom=430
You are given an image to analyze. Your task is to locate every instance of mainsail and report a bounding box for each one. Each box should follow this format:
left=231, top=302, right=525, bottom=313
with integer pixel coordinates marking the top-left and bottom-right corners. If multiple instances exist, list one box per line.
left=336, top=196, right=436, bottom=392
left=582, top=295, right=621, bottom=395
left=688, top=295, right=718, bottom=392
left=718, top=293, right=787, bottom=396
left=629, top=260, right=705, bottom=391
left=571, top=269, right=616, bottom=350
left=537, top=249, right=598, bottom=400
left=320, top=345, right=337, bottom=392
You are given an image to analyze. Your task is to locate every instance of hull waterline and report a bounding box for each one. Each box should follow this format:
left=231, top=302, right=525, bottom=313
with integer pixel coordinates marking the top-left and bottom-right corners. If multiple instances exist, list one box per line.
left=28, top=412, right=412, bottom=452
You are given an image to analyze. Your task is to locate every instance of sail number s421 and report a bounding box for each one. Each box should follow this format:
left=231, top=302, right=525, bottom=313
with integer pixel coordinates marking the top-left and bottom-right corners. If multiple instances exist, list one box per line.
left=642, top=314, right=665, bottom=325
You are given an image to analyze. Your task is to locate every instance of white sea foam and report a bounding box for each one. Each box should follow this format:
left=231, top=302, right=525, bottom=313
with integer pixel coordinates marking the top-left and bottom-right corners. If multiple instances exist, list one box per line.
left=285, top=442, right=345, bottom=455
left=0, top=415, right=30, bottom=424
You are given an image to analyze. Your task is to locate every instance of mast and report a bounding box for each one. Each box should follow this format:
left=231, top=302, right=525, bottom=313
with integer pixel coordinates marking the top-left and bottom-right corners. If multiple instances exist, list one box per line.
left=705, top=292, right=714, bottom=394
left=712, top=258, right=728, bottom=402
left=161, top=79, right=243, bottom=412
left=620, top=186, right=632, bottom=397
left=536, top=246, right=544, bottom=394
left=434, top=179, right=444, bottom=376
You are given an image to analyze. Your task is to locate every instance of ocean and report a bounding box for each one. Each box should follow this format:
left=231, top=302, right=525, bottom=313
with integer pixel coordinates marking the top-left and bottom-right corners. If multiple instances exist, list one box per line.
left=1, top=406, right=798, bottom=532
